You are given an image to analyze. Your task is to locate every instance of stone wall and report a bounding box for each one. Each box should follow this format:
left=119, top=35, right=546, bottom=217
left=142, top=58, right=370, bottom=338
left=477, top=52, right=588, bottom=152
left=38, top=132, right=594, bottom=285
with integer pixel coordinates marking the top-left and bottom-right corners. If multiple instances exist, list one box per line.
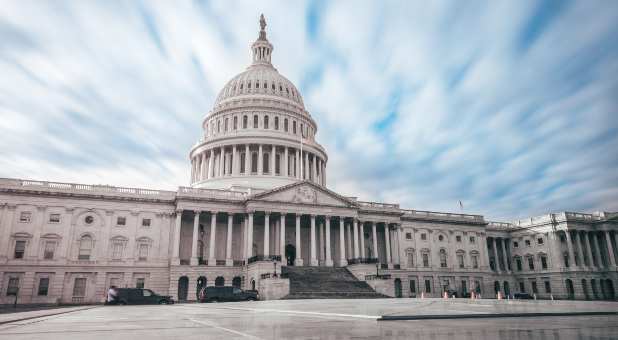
left=258, top=277, right=289, bottom=300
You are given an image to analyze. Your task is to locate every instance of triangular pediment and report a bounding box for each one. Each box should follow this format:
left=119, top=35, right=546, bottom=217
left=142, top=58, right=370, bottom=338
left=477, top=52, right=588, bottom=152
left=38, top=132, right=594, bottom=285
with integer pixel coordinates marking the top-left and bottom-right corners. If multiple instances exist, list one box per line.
left=250, top=181, right=356, bottom=208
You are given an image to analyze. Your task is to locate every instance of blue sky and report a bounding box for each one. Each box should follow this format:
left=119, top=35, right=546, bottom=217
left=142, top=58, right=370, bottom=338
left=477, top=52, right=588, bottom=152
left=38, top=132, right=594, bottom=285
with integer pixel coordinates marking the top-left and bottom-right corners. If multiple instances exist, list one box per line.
left=0, top=0, right=617, bottom=221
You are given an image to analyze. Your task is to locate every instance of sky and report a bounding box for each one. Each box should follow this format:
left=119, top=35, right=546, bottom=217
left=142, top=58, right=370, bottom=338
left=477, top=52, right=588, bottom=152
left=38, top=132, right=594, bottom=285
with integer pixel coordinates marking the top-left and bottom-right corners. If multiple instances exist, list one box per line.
left=0, top=0, right=617, bottom=221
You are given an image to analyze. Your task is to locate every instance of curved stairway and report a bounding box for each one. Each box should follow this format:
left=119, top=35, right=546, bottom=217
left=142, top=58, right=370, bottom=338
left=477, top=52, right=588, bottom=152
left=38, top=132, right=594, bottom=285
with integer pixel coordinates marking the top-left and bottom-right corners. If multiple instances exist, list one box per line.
left=282, top=266, right=388, bottom=299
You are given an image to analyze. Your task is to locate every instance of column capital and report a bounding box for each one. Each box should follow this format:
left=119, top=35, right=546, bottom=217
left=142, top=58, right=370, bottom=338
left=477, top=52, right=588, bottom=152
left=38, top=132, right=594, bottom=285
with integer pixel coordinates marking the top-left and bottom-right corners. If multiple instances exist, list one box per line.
left=210, top=211, right=218, bottom=216
left=175, top=209, right=183, bottom=214
left=194, top=210, right=201, bottom=215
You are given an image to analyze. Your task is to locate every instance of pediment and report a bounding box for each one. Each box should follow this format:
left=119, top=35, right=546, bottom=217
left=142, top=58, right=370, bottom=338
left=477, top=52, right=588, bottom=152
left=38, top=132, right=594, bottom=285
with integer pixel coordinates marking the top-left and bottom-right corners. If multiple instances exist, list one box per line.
left=251, top=181, right=356, bottom=208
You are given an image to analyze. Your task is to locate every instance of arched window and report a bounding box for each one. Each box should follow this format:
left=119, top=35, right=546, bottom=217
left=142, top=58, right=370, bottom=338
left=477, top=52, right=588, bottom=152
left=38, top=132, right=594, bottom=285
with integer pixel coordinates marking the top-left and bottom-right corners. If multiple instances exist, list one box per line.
left=240, top=152, right=246, bottom=174
left=215, top=276, right=225, bottom=287
left=263, top=153, right=270, bottom=173
left=284, top=118, right=288, bottom=132
left=253, top=115, right=258, bottom=128
left=264, top=116, right=269, bottom=129
left=78, top=235, right=93, bottom=260
left=438, top=234, right=444, bottom=242
left=248, top=81, right=251, bottom=89
left=217, top=120, right=221, bottom=133
left=439, top=249, right=447, bottom=268
left=293, top=121, right=297, bottom=134
left=251, top=152, right=258, bottom=173
left=232, top=276, right=242, bottom=288
left=271, top=84, right=275, bottom=91
left=406, top=249, right=415, bottom=267
left=456, top=250, right=465, bottom=268
left=274, top=117, right=279, bottom=130
left=243, top=115, right=248, bottom=129
left=255, top=81, right=259, bottom=89
left=240, top=83, right=243, bottom=90
left=224, top=118, right=228, bottom=132
left=233, top=116, right=237, bottom=130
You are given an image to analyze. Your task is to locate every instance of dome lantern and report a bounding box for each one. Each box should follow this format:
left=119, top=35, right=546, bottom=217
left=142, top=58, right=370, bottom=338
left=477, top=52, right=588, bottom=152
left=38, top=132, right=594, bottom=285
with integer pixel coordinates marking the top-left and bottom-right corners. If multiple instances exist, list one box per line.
left=251, top=14, right=273, bottom=66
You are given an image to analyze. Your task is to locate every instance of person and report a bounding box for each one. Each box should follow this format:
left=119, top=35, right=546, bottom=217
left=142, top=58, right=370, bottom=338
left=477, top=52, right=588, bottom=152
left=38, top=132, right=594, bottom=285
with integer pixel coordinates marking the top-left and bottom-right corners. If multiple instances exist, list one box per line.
left=106, top=286, right=118, bottom=305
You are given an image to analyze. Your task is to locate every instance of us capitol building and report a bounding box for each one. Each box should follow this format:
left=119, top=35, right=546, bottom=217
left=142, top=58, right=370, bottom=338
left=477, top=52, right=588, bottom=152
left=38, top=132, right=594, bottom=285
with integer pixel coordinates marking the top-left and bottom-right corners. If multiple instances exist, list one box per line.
left=1, top=16, right=616, bottom=305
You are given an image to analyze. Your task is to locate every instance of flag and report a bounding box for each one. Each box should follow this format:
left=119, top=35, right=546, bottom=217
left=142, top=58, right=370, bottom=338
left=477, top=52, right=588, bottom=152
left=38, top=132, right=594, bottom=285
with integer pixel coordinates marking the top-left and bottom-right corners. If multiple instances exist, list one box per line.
left=458, top=200, right=463, bottom=210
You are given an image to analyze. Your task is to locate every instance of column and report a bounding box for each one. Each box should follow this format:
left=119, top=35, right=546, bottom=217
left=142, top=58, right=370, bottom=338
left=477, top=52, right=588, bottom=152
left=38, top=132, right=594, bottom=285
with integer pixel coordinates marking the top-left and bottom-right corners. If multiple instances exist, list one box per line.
left=258, top=144, right=263, bottom=175
left=394, top=225, right=402, bottom=266
left=325, top=217, right=333, bottom=266
left=208, top=149, right=214, bottom=178
left=592, top=232, right=603, bottom=267
left=319, top=221, right=325, bottom=262
left=219, top=147, right=225, bottom=176
left=263, top=213, right=270, bottom=257
left=346, top=221, right=352, bottom=258
left=339, top=218, right=347, bottom=266
left=310, top=215, right=318, bottom=266
left=280, top=214, right=286, bottom=261
left=244, top=145, right=250, bottom=175
left=492, top=238, right=500, bottom=272
left=605, top=231, right=616, bottom=267
left=190, top=211, right=200, bottom=265
left=501, top=238, right=510, bottom=272
left=322, top=161, right=326, bottom=186
left=304, top=151, right=309, bottom=180
left=295, top=149, right=300, bottom=179
left=573, top=232, right=584, bottom=268
left=226, top=214, right=233, bottom=266
left=295, top=214, right=303, bottom=266
left=172, top=210, right=182, bottom=265
left=284, top=147, right=289, bottom=177
left=372, top=222, right=378, bottom=259
left=384, top=223, right=392, bottom=267
left=271, top=145, right=276, bottom=175
left=247, top=213, right=254, bottom=258
left=208, top=212, right=217, bottom=266
left=200, top=153, right=206, bottom=181
left=565, top=230, right=576, bottom=269
left=312, top=154, right=318, bottom=183
left=359, top=221, right=365, bottom=258
left=584, top=232, right=595, bottom=268
left=232, top=145, right=238, bottom=176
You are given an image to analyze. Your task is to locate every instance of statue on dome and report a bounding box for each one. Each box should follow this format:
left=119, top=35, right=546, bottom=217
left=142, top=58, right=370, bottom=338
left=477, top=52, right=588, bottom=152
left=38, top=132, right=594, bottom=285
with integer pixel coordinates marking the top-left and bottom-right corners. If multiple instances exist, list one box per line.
left=260, top=14, right=266, bottom=31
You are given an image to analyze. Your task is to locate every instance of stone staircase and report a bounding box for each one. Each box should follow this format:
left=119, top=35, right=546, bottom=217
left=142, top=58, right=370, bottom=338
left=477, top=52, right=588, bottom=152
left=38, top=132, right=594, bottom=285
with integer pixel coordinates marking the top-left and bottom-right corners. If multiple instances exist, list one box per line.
left=281, top=266, right=388, bottom=299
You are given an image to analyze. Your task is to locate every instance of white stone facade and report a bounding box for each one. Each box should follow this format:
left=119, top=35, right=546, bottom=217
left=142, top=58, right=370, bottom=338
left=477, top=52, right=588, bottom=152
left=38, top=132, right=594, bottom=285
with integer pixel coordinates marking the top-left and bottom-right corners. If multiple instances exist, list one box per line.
left=0, top=16, right=616, bottom=305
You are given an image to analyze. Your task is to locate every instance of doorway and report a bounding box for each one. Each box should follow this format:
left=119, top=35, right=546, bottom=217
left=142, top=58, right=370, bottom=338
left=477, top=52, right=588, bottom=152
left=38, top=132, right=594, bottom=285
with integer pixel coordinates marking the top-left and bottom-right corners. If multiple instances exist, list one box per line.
left=285, top=244, right=296, bottom=266
left=394, top=279, right=402, bottom=298
left=178, top=276, right=188, bottom=301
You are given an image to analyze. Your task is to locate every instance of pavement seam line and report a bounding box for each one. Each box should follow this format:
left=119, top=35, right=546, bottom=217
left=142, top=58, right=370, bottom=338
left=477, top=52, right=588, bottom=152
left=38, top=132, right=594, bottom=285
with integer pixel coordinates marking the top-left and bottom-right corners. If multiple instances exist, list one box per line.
left=188, top=318, right=265, bottom=339
left=0, top=306, right=98, bottom=326
left=214, top=306, right=380, bottom=319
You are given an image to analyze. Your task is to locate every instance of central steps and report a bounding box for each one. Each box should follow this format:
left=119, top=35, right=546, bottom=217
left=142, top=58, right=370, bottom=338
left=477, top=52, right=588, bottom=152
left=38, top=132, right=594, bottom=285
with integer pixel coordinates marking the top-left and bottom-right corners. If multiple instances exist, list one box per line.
left=282, top=266, right=388, bottom=299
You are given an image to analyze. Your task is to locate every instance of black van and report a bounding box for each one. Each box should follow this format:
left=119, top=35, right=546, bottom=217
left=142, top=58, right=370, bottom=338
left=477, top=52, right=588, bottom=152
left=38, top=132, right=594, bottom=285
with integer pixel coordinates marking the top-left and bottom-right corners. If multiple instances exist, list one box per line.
left=199, top=286, right=259, bottom=302
left=112, top=288, right=174, bottom=305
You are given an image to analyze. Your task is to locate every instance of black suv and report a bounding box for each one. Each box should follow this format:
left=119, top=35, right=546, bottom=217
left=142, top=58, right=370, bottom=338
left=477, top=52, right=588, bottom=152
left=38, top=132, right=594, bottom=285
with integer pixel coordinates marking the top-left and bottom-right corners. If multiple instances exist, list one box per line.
left=199, top=286, right=259, bottom=302
left=112, top=288, right=174, bottom=305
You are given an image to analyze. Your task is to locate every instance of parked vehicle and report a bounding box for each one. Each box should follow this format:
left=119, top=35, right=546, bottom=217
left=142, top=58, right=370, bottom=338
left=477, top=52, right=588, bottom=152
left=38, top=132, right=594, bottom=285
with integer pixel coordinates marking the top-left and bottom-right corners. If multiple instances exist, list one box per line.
left=199, top=286, right=259, bottom=302
left=111, top=288, right=174, bottom=305
left=513, top=292, right=533, bottom=299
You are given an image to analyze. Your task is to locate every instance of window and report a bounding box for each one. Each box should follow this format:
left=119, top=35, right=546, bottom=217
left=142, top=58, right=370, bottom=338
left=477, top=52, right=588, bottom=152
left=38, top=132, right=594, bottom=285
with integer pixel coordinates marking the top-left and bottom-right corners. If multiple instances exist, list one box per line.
left=19, top=212, right=31, bottom=223
left=240, top=152, right=246, bottom=173
left=224, top=118, right=228, bottom=131
left=264, top=115, right=269, bottom=129
left=38, top=278, right=49, bottom=296
left=541, top=255, right=548, bottom=270
left=469, top=236, right=475, bottom=244
left=410, top=280, right=416, bottom=294
left=438, top=235, right=444, bottom=242
left=293, top=121, right=297, bottom=134
left=531, top=281, right=538, bottom=294
left=243, top=115, right=248, bottom=129
left=421, top=233, right=427, bottom=241
left=44, top=241, right=55, bottom=260
left=284, top=118, right=288, bottom=132
left=142, top=219, right=151, bottom=227
left=275, top=154, right=281, bottom=174
left=14, top=240, right=26, bottom=259
left=112, top=240, right=124, bottom=260
left=233, top=116, right=237, bottom=130
left=78, top=236, right=93, bottom=260
left=563, top=252, right=570, bottom=267
left=456, top=235, right=462, bottom=242
left=528, top=256, right=535, bottom=270
left=407, top=252, right=414, bottom=267
left=72, top=278, right=86, bottom=297
left=472, top=255, right=479, bottom=269
left=253, top=115, right=258, bottom=128
left=424, top=279, right=431, bottom=293
left=405, top=233, right=412, bottom=240
left=519, top=281, right=525, bottom=292
left=217, top=120, right=220, bottom=133
left=84, top=215, right=93, bottom=225
left=537, top=238, right=544, bottom=245
left=116, top=217, right=126, bottom=226
left=6, top=278, right=19, bottom=296
left=439, top=249, right=447, bottom=268
left=513, top=241, right=519, bottom=248
left=251, top=153, right=258, bottom=173
left=143, top=289, right=153, bottom=297
left=525, top=239, right=531, bottom=247
left=247, top=81, right=251, bottom=89
left=457, top=254, right=464, bottom=268
left=136, top=278, right=145, bottom=289
left=138, top=243, right=148, bottom=261
left=422, top=253, right=429, bottom=267
left=49, top=213, right=60, bottom=223
left=516, top=257, right=522, bottom=271
left=263, top=153, right=270, bottom=173
left=544, top=281, right=551, bottom=293
left=274, top=117, right=279, bottom=130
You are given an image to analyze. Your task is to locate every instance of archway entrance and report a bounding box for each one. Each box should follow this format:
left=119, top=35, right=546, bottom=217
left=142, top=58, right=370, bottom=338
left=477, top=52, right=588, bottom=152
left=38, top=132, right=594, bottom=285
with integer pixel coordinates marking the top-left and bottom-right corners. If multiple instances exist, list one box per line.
left=232, top=277, right=242, bottom=289
left=215, top=276, right=225, bottom=287
left=178, top=276, right=189, bottom=301
left=196, top=276, right=207, bottom=300
left=394, top=279, right=402, bottom=298
left=565, top=279, right=575, bottom=300
left=494, top=281, right=500, bottom=295
left=251, top=279, right=256, bottom=291
left=503, top=281, right=510, bottom=297
left=285, top=244, right=296, bottom=266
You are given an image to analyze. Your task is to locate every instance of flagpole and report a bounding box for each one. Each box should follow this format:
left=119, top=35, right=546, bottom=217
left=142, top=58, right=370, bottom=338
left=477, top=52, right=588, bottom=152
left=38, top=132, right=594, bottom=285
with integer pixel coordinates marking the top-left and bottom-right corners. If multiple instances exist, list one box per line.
left=299, top=127, right=303, bottom=181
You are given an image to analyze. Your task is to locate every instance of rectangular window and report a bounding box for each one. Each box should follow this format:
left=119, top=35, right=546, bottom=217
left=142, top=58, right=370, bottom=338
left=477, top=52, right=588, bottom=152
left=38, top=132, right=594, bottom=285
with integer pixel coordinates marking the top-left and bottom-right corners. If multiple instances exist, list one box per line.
left=457, top=254, right=464, bottom=268
left=14, top=240, right=26, bottom=259
left=519, top=281, right=525, bottom=292
left=112, top=242, right=123, bottom=259
left=116, top=217, right=126, bottom=226
left=421, top=233, right=427, bottom=241
left=49, top=213, right=61, bottom=223
left=38, top=278, right=49, bottom=296
left=405, top=232, right=412, bottom=240
left=410, top=280, right=416, bottom=293
left=456, top=235, right=462, bottom=242
left=422, top=253, right=429, bottom=267
left=138, top=244, right=148, bottom=261
left=525, top=240, right=531, bottom=247
left=461, top=280, right=467, bottom=294
left=72, top=278, right=86, bottom=297
left=531, top=281, right=538, bottom=294
left=513, top=241, right=519, bottom=248
left=44, top=241, right=55, bottom=259
left=541, top=256, right=548, bottom=270
left=469, top=236, right=475, bottom=244
left=7, top=278, right=19, bottom=296
left=19, top=212, right=31, bottom=223
left=544, top=281, right=551, bottom=293
left=537, top=238, right=544, bottom=245
left=407, top=253, right=414, bottom=267
left=424, top=279, right=431, bottom=293
left=253, top=115, right=258, bottom=128
left=528, top=257, right=535, bottom=270
left=136, top=278, right=145, bottom=289
left=475, top=280, right=481, bottom=293
left=516, top=258, right=522, bottom=271
left=472, top=255, right=479, bottom=269
left=142, top=218, right=151, bottom=227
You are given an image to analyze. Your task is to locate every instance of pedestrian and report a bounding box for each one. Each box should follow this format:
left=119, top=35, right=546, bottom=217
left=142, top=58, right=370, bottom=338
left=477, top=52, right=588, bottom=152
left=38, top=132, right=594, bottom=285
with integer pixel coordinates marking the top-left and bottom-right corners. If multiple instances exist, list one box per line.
left=106, top=285, right=118, bottom=305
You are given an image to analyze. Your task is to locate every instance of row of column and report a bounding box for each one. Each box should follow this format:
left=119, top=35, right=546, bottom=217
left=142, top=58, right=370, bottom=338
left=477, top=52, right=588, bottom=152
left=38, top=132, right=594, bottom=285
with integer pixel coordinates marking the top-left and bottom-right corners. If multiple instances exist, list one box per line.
left=489, top=237, right=511, bottom=274
left=560, top=230, right=617, bottom=270
left=190, top=144, right=326, bottom=185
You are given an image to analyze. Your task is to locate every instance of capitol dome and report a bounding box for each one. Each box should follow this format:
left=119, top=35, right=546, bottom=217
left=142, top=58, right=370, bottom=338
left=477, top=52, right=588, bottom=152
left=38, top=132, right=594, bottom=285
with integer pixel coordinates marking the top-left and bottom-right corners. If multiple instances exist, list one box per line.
left=189, top=15, right=328, bottom=191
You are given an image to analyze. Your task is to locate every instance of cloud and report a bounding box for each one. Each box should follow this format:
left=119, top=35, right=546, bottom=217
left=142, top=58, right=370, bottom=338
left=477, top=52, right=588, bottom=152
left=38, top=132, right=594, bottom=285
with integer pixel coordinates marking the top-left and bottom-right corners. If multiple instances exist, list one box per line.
left=0, top=0, right=617, bottom=221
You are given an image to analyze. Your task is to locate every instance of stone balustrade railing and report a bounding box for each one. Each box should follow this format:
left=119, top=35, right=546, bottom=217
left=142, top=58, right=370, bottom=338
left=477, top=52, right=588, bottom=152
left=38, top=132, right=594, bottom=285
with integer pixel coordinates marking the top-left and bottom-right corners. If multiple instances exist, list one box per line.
left=177, top=186, right=247, bottom=200
left=357, top=201, right=400, bottom=210
left=487, top=221, right=513, bottom=229
left=401, top=209, right=485, bottom=223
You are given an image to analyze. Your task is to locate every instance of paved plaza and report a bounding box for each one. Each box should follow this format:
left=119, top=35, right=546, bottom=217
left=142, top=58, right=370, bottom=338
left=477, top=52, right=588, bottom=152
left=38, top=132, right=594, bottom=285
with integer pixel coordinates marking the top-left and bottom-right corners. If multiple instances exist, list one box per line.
left=0, top=299, right=617, bottom=339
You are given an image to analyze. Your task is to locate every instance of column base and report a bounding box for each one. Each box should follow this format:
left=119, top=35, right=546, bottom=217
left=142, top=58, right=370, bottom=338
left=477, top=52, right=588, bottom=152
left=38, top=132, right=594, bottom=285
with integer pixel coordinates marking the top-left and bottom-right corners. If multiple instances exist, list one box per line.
left=295, top=258, right=304, bottom=266
left=387, top=263, right=394, bottom=269
left=339, top=259, right=348, bottom=267
left=310, top=259, right=319, bottom=266
left=171, top=258, right=180, bottom=265
left=225, top=259, right=233, bottom=266
left=325, top=259, right=334, bottom=267
left=190, top=258, right=198, bottom=266
left=208, top=258, right=217, bottom=266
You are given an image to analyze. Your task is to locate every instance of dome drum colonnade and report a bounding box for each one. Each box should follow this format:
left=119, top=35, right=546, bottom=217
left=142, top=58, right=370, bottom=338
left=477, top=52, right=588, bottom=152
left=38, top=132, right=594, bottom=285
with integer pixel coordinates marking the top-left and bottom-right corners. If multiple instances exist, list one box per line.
left=189, top=14, right=327, bottom=190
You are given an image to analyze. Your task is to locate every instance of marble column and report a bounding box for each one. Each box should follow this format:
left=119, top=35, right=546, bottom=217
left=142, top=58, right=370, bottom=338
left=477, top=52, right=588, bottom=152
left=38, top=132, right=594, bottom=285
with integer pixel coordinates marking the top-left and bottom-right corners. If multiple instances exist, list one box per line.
left=200, top=153, right=206, bottom=181
left=258, top=145, right=263, bottom=175
left=352, top=219, right=360, bottom=259
left=584, top=232, right=595, bottom=268
left=280, top=214, right=286, bottom=261
left=565, top=230, right=576, bottom=269
left=304, top=151, right=309, bottom=180
left=346, top=222, right=352, bottom=259
left=244, top=145, right=250, bottom=175
left=295, top=214, right=303, bottom=266
left=190, top=211, right=200, bottom=266
left=219, top=147, right=225, bottom=176
left=232, top=145, right=238, bottom=176
left=492, top=238, right=500, bottom=272
left=295, top=149, right=300, bottom=179
left=372, top=222, right=378, bottom=260
left=208, top=212, right=217, bottom=266
left=172, top=210, right=182, bottom=265
left=384, top=223, right=392, bottom=267
left=359, top=221, right=366, bottom=258
left=263, top=213, right=270, bottom=256
left=574, top=232, right=584, bottom=268
left=208, top=149, right=214, bottom=178
left=339, top=218, right=347, bottom=266
left=501, top=238, right=510, bottom=272
left=325, top=217, right=333, bottom=266
left=247, top=213, right=254, bottom=258
left=271, top=145, right=276, bottom=175
left=605, top=231, right=616, bottom=267
left=226, top=214, right=233, bottom=266
left=319, top=221, right=325, bottom=262
left=284, top=147, right=289, bottom=177
left=312, top=154, right=318, bottom=183
left=592, top=232, right=603, bottom=267
left=310, top=215, right=318, bottom=266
